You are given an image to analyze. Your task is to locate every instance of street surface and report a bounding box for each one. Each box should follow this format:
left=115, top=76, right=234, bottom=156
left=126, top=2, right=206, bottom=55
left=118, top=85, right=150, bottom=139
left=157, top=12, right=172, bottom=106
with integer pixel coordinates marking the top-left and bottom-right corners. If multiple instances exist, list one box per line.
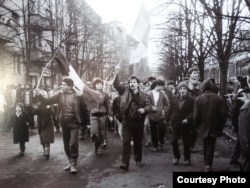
left=0, top=128, right=239, bottom=188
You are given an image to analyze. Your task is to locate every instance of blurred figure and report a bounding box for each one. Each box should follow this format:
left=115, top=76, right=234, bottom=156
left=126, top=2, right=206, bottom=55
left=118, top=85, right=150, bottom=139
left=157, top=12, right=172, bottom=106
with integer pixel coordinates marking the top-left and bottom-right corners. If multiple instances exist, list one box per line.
left=166, top=82, right=194, bottom=166
left=35, top=90, right=54, bottom=160
left=193, top=79, right=227, bottom=172
left=144, top=76, right=156, bottom=147
left=90, top=78, right=111, bottom=155
left=0, top=90, right=6, bottom=132
left=147, top=79, right=169, bottom=151
left=23, top=82, right=35, bottom=132
left=113, top=69, right=151, bottom=171
left=237, top=65, right=250, bottom=171
left=35, top=78, right=89, bottom=174
left=51, top=83, right=61, bottom=133
left=7, top=103, right=30, bottom=157
left=182, top=66, right=202, bottom=151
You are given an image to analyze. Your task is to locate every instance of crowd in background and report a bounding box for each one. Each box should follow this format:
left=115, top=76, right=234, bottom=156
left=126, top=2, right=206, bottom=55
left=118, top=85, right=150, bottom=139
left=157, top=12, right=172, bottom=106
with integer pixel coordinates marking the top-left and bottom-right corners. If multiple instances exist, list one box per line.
left=0, top=64, right=250, bottom=173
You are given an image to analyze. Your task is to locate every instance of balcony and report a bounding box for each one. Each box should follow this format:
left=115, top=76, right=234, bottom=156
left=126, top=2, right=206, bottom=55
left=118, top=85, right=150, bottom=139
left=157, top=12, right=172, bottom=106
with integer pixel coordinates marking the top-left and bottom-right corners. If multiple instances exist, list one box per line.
left=0, top=23, right=17, bottom=42
left=29, top=14, right=54, bottom=31
left=30, top=48, right=51, bottom=63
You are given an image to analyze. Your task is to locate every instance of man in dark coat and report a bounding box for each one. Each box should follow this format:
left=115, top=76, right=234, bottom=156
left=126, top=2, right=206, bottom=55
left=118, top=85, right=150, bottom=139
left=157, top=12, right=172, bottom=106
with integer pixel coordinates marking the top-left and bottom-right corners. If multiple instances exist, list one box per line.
left=237, top=65, right=250, bottom=171
left=113, top=69, right=151, bottom=171
left=193, top=79, right=227, bottom=172
left=166, top=82, right=194, bottom=166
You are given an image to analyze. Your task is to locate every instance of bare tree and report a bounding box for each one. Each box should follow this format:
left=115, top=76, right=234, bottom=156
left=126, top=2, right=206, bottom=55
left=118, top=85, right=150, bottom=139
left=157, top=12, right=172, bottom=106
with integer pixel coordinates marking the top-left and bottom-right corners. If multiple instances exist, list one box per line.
left=199, top=0, right=247, bottom=95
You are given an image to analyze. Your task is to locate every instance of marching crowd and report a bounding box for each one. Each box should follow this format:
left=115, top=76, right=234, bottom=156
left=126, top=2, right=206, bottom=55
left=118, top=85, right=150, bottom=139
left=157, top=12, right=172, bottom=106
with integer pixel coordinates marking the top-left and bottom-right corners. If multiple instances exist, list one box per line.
left=0, top=65, right=250, bottom=174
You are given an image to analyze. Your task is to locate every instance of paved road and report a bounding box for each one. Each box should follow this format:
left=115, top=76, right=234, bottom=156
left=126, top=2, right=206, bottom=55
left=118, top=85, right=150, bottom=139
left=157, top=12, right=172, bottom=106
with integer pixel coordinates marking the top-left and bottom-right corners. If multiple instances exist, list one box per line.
left=0, top=129, right=240, bottom=188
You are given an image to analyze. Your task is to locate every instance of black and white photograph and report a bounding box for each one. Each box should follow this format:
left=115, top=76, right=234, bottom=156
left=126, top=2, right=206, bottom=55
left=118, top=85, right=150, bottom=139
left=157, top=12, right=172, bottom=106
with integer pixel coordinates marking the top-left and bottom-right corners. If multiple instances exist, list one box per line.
left=0, top=0, right=250, bottom=187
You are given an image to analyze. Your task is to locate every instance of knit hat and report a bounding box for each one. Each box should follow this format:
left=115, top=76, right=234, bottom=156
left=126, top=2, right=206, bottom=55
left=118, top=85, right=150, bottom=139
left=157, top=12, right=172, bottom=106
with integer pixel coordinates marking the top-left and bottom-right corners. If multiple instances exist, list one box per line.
left=178, top=81, right=188, bottom=90
left=188, top=66, right=199, bottom=75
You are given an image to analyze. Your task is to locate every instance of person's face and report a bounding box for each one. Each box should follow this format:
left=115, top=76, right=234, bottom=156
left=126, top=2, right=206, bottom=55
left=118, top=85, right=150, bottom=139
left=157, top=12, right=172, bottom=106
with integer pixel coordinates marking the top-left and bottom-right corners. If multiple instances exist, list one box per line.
left=16, top=106, right=22, bottom=113
left=95, top=82, right=103, bottom=90
left=53, top=84, right=58, bottom=90
left=190, top=70, right=199, bottom=80
left=129, top=79, right=139, bottom=90
left=156, top=85, right=163, bottom=91
left=179, top=87, right=187, bottom=97
left=139, top=83, right=144, bottom=90
left=61, top=82, right=71, bottom=92
left=167, top=85, right=176, bottom=94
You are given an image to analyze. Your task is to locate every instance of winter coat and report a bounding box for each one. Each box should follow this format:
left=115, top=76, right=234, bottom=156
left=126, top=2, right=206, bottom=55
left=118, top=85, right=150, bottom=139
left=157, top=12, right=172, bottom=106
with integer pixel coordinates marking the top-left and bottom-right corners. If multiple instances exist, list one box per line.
left=165, top=95, right=194, bottom=129
left=193, top=91, right=227, bottom=138
left=37, top=89, right=89, bottom=128
left=147, top=90, right=169, bottom=121
left=238, top=102, right=250, bottom=157
left=36, top=105, right=54, bottom=144
left=10, top=112, right=30, bottom=144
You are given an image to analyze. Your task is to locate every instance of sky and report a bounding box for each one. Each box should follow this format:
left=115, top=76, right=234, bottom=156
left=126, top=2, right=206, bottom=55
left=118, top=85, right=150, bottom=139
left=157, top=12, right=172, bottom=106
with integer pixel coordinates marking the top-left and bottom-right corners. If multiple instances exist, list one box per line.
left=85, top=0, right=162, bottom=69
left=86, top=0, right=145, bottom=33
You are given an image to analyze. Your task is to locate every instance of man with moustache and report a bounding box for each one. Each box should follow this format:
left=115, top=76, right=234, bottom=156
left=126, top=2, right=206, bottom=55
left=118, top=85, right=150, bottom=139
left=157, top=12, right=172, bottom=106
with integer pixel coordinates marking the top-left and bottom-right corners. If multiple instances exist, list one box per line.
left=113, top=69, right=151, bottom=171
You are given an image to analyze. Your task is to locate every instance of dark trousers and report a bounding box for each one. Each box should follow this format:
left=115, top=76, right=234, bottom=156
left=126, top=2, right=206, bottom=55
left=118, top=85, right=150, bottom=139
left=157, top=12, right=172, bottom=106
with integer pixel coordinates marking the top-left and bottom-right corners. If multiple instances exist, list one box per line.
left=149, top=119, right=166, bottom=148
left=203, top=136, right=217, bottom=166
left=172, top=124, right=190, bottom=161
left=241, top=154, right=250, bottom=171
left=52, top=105, right=60, bottom=131
left=61, top=117, right=79, bottom=159
left=19, top=141, right=25, bottom=152
left=231, top=134, right=241, bottom=161
left=189, top=126, right=197, bottom=148
left=122, top=119, right=144, bottom=165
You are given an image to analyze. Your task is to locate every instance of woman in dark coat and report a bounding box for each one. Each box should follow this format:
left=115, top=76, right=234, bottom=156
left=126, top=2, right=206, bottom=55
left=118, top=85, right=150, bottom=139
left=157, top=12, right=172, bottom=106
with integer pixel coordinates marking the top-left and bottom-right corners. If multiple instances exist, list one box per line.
left=35, top=90, right=54, bottom=159
left=9, top=103, right=30, bottom=156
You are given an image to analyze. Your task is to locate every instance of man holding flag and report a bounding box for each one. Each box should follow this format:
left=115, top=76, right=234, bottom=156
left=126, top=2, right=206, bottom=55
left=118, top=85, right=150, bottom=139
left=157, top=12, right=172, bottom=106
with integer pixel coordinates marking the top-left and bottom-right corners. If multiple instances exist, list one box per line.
left=34, top=78, right=89, bottom=174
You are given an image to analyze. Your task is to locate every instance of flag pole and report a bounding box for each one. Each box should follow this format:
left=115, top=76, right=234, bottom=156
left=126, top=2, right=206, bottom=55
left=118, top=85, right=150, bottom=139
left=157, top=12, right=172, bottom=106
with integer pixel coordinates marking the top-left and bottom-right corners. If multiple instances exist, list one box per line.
left=35, top=49, right=59, bottom=90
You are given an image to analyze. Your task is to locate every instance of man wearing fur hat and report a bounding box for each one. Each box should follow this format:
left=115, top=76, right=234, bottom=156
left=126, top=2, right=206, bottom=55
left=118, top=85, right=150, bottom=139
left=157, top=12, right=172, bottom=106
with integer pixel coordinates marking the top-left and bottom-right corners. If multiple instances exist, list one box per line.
left=166, top=82, right=194, bottom=166
left=113, top=69, right=151, bottom=171
left=34, top=78, right=89, bottom=174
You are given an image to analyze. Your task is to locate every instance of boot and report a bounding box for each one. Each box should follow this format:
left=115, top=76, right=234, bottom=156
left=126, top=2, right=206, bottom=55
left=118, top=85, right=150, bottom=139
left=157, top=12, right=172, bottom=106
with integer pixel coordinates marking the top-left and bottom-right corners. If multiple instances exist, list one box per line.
left=70, top=158, right=78, bottom=174
left=44, top=147, right=50, bottom=160
left=64, top=158, right=71, bottom=171
left=42, top=144, right=45, bottom=156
